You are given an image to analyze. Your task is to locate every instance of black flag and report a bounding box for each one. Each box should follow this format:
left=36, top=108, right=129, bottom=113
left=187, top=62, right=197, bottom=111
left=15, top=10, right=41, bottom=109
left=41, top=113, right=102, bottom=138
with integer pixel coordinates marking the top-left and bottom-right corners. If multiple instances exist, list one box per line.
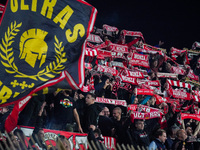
left=0, top=0, right=97, bottom=106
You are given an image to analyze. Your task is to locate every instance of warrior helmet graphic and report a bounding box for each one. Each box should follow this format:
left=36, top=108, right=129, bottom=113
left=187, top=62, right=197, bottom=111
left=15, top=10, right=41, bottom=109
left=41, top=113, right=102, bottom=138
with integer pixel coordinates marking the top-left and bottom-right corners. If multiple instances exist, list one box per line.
left=19, top=29, right=48, bottom=68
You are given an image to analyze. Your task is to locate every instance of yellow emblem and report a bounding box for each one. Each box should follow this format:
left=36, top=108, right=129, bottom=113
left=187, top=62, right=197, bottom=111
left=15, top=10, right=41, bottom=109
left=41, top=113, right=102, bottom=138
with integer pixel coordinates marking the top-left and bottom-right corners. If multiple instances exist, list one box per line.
left=19, top=29, right=48, bottom=68
left=0, top=21, right=67, bottom=82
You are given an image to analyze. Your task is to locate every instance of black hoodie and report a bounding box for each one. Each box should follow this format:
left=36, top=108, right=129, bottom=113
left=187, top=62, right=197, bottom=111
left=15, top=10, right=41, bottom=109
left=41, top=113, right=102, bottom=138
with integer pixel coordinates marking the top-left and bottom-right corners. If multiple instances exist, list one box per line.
left=82, top=103, right=103, bottom=133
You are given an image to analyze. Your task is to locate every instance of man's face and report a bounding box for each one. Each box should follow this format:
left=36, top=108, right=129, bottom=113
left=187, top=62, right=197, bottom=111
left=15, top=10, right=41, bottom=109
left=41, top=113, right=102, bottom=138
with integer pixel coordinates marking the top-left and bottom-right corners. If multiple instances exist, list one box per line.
left=135, top=121, right=145, bottom=130
left=11, top=135, right=20, bottom=148
left=159, top=132, right=167, bottom=143
left=180, top=130, right=188, bottom=141
left=186, top=127, right=193, bottom=136
left=38, top=130, right=45, bottom=140
left=112, top=109, right=120, bottom=120
left=62, top=140, right=71, bottom=150
left=85, top=94, right=94, bottom=105
left=103, top=107, right=110, bottom=117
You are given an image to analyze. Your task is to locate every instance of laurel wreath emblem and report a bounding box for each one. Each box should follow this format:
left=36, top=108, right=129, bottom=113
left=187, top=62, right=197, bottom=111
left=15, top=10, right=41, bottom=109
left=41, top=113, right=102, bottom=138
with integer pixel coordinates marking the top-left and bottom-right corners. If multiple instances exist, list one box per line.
left=0, top=21, right=67, bottom=81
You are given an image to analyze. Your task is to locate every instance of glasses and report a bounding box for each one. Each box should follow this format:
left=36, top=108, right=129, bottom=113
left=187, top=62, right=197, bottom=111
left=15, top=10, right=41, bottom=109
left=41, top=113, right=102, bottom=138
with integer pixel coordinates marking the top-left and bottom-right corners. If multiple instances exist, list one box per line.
left=12, top=137, right=20, bottom=141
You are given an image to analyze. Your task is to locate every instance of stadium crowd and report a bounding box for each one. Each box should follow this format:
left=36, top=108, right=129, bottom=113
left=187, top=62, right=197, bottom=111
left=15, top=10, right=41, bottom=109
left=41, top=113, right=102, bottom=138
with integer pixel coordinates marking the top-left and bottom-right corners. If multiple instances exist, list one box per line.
left=0, top=24, right=200, bottom=150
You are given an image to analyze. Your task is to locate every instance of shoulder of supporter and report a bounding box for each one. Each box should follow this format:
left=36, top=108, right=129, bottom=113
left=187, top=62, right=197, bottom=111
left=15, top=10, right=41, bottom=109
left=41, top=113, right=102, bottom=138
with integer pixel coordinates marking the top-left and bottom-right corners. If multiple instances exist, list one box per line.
left=149, top=140, right=157, bottom=150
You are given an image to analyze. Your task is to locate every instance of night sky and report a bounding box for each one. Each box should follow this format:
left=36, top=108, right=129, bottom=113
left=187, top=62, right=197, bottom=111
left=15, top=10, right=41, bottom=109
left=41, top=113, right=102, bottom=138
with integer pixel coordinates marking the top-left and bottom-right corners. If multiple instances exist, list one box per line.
left=86, top=0, right=200, bottom=51
left=1, top=0, right=199, bottom=50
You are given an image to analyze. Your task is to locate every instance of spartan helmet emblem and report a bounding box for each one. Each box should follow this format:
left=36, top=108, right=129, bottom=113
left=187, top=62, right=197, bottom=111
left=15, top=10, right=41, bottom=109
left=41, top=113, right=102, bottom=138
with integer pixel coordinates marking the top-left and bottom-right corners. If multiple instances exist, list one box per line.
left=19, top=29, right=48, bottom=68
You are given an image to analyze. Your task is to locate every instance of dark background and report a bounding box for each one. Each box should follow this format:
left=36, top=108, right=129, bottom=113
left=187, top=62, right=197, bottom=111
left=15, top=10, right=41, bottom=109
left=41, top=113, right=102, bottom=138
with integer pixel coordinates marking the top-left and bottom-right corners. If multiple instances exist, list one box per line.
left=1, top=0, right=200, bottom=50
left=86, top=0, right=200, bottom=50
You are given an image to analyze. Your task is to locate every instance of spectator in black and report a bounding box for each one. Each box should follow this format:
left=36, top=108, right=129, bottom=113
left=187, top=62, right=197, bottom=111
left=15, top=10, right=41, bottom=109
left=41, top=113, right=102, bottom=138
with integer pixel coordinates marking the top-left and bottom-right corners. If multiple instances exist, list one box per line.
left=18, top=94, right=46, bottom=126
left=172, top=129, right=193, bottom=150
left=51, top=90, right=83, bottom=133
left=98, top=106, right=114, bottom=136
left=165, top=124, right=180, bottom=150
left=131, top=119, right=150, bottom=150
left=0, top=106, right=11, bottom=132
left=75, top=90, right=86, bottom=131
left=82, top=93, right=103, bottom=133
left=149, top=129, right=167, bottom=150
left=87, top=125, right=105, bottom=150
left=111, top=107, right=130, bottom=145
left=29, top=101, right=47, bottom=150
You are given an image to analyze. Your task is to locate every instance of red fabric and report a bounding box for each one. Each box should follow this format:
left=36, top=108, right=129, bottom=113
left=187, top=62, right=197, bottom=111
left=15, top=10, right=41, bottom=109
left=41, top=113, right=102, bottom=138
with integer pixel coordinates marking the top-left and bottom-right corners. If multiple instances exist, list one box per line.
left=97, top=65, right=118, bottom=76
left=5, top=96, right=32, bottom=132
left=108, top=42, right=129, bottom=53
left=135, top=88, right=154, bottom=96
left=130, top=111, right=161, bottom=123
left=181, top=113, right=200, bottom=122
left=171, top=66, right=186, bottom=75
left=125, top=70, right=144, bottom=79
left=87, top=34, right=103, bottom=43
left=154, top=94, right=167, bottom=105
left=103, top=24, right=119, bottom=32
left=167, top=89, right=192, bottom=100
left=187, top=69, right=199, bottom=81
left=167, top=79, right=192, bottom=89
left=146, top=80, right=160, bottom=87
left=119, top=74, right=138, bottom=85
left=128, top=53, right=150, bottom=68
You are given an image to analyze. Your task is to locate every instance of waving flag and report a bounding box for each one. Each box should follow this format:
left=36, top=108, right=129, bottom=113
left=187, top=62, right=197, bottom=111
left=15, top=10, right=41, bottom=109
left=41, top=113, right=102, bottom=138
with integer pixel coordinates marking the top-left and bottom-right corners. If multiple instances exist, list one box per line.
left=0, top=0, right=97, bottom=106
left=0, top=0, right=97, bottom=132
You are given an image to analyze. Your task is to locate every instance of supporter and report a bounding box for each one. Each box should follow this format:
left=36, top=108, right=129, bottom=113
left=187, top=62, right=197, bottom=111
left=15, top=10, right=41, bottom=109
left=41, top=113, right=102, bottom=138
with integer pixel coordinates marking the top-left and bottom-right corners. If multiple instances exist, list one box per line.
left=29, top=101, right=47, bottom=150
left=87, top=125, right=105, bottom=150
left=51, top=90, right=83, bottom=133
left=18, top=95, right=46, bottom=126
left=131, top=119, right=150, bottom=150
left=82, top=93, right=103, bottom=133
left=149, top=129, right=167, bottom=150
left=102, top=106, right=110, bottom=117
left=97, top=78, right=113, bottom=99
left=172, top=129, right=193, bottom=150
left=14, top=128, right=26, bottom=150
left=111, top=107, right=131, bottom=145
left=0, top=106, right=11, bottom=132
left=6, top=133, right=21, bottom=150
left=56, top=135, right=71, bottom=150
left=98, top=106, right=114, bottom=136
left=44, top=93, right=55, bottom=129
left=165, top=124, right=180, bottom=150
left=75, top=90, right=87, bottom=130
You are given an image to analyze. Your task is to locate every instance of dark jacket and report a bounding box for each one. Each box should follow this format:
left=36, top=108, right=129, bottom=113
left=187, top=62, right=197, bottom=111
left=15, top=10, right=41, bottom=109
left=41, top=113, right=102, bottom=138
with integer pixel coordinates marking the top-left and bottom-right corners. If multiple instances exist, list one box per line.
left=82, top=103, right=103, bottom=133
left=154, top=138, right=166, bottom=150
left=172, top=139, right=194, bottom=150
left=132, top=129, right=150, bottom=150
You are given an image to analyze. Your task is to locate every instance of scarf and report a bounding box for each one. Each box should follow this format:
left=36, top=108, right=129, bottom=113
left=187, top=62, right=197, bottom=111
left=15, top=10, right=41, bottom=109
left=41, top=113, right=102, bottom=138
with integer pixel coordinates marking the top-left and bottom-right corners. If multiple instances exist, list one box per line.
left=167, top=88, right=192, bottom=100
left=119, top=74, right=138, bottom=85
left=85, top=47, right=98, bottom=57
left=181, top=113, right=200, bottom=122
left=124, top=70, right=145, bottom=79
left=97, top=65, right=118, bottom=76
left=157, top=72, right=178, bottom=79
left=167, top=79, right=193, bottom=89
left=95, top=97, right=127, bottom=107
left=103, top=24, right=119, bottom=32
left=87, top=33, right=103, bottom=43
left=108, top=42, right=129, bottom=53
left=171, top=66, right=186, bottom=75
left=127, top=53, right=150, bottom=68
left=87, top=41, right=108, bottom=49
